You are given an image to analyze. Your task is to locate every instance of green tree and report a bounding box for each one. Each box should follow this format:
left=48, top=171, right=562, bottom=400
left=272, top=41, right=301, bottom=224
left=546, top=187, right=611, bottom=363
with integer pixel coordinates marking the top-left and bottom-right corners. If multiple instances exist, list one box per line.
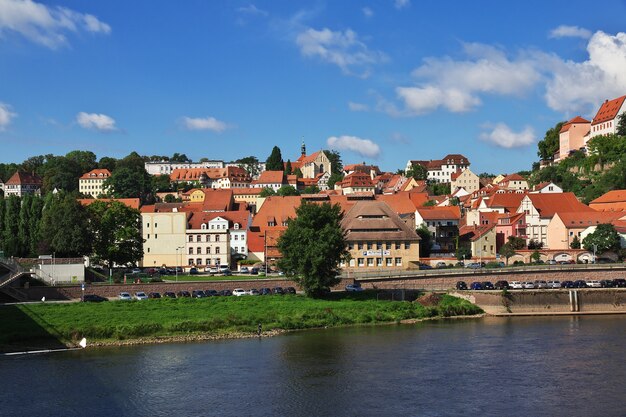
left=430, top=182, right=451, bottom=196
left=277, top=202, right=349, bottom=297
left=39, top=193, right=92, bottom=257
left=88, top=201, right=144, bottom=268
left=98, top=156, right=117, bottom=172
left=499, top=243, right=516, bottom=265
left=236, top=156, right=261, bottom=178
left=28, top=196, right=44, bottom=255
left=163, top=193, right=177, bottom=203
left=284, top=160, right=293, bottom=175
left=259, top=187, right=276, bottom=197
left=327, top=173, right=344, bottom=189
left=582, top=224, right=621, bottom=254
left=415, top=223, right=432, bottom=257
left=456, top=246, right=472, bottom=262
left=171, top=153, right=190, bottom=163
left=277, top=185, right=300, bottom=196
left=537, top=121, right=565, bottom=160
left=406, top=164, right=427, bottom=180
left=617, top=113, right=626, bottom=137
left=507, top=236, right=526, bottom=250
left=2, top=196, right=21, bottom=256
left=323, top=150, right=343, bottom=174
left=530, top=250, right=541, bottom=263
left=570, top=235, right=581, bottom=249
left=265, top=146, right=284, bottom=171
left=528, top=239, right=543, bottom=250
left=293, top=168, right=303, bottom=178
left=65, top=150, right=97, bottom=174
left=423, top=200, right=436, bottom=207
left=302, top=185, right=320, bottom=194
left=17, top=194, right=32, bottom=257
left=104, top=152, right=154, bottom=202
left=152, top=174, right=173, bottom=192
left=42, top=155, right=83, bottom=193
left=21, top=155, right=46, bottom=175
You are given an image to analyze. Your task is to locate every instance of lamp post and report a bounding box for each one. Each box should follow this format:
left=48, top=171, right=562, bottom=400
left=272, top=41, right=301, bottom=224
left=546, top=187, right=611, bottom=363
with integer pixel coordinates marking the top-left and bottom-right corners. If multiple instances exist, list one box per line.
left=592, top=244, right=597, bottom=264
left=175, top=246, right=185, bottom=282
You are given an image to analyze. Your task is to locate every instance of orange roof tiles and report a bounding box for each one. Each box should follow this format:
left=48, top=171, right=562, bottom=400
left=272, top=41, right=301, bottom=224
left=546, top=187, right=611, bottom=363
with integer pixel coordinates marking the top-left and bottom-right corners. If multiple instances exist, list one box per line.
left=79, top=198, right=141, bottom=210
left=376, top=192, right=419, bottom=215
left=591, top=95, right=626, bottom=125
left=526, top=193, right=594, bottom=218
left=589, top=190, right=626, bottom=212
left=559, top=116, right=590, bottom=133
left=6, top=171, right=42, bottom=186
left=341, top=172, right=374, bottom=188
left=416, top=206, right=461, bottom=220
left=555, top=211, right=624, bottom=228
left=254, top=170, right=285, bottom=184
left=79, top=169, right=111, bottom=180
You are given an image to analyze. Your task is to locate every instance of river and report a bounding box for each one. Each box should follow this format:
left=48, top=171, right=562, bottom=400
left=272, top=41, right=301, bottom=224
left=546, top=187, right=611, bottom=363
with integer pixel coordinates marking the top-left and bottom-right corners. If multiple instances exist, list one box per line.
left=1, top=316, right=624, bottom=416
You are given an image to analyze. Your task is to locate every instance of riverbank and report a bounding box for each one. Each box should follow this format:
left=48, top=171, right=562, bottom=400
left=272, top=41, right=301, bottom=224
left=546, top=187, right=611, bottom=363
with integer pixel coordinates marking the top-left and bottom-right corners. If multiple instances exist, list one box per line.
left=0, top=292, right=482, bottom=352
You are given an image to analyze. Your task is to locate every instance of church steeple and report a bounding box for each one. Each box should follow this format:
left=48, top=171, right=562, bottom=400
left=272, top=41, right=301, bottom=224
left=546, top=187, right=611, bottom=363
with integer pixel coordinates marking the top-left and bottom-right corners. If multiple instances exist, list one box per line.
left=301, top=137, right=306, bottom=156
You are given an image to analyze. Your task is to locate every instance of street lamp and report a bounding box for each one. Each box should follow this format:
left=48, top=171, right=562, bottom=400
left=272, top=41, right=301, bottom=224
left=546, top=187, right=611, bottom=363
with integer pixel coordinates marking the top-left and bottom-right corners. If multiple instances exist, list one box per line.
left=592, top=244, right=597, bottom=264
left=175, top=246, right=185, bottom=281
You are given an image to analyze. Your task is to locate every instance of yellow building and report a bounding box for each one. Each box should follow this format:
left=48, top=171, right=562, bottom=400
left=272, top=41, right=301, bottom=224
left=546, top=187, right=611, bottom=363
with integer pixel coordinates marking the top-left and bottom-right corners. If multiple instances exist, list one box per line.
left=140, top=205, right=188, bottom=268
left=79, top=169, right=111, bottom=198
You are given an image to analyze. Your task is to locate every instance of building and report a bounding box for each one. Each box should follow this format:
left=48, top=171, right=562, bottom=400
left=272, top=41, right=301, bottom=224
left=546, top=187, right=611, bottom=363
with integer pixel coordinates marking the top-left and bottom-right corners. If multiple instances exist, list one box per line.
left=498, top=174, right=529, bottom=191
left=340, top=172, right=375, bottom=195
left=145, top=160, right=224, bottom=176
left=458, top=224, right=497, bottom=260
left=289, top=141, right=332, bottom=178
left=341, top=201, right=420, bottom=270
left=140, top=203, right=188, bottom=268
left=169, top=166, right=251, bottom=188
left=185, top=214, right=230, bottom=268
left=343, top=163, right=381, bottom=178
left=495, top=212, right=527, bottom=249
left=3, top=171, right=43, bottom=197
left=451, top=168, right=480, bottom=193
left=251, top=170, right=286, bottom=191
left=546, top=211, right=625, bottom=250
left=78, top=169, right=111, bottom=198
left=415, top=206, right=461, bottom=254
left=589, top=190, right=626, bottom=212
left=557, top=116, right=590, bottom=161
left=232, top=187, right=266, bottom=213
left=406, top=154, right=470, bottom=184
left=588, top=95, right=626, bottom=140
left=530, top=182, right=563, bottom=194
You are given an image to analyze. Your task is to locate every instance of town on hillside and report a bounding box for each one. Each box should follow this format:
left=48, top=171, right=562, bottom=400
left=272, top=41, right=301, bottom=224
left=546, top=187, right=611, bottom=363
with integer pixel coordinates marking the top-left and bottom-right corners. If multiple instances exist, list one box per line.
left=0, top=96, right=625, bottom=279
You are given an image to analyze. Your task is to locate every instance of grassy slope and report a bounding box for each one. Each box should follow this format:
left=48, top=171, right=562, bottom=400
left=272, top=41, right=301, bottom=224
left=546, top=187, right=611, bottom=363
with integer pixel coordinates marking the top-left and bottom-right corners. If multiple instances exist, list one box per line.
left=0, top=293, right=482, bottom=351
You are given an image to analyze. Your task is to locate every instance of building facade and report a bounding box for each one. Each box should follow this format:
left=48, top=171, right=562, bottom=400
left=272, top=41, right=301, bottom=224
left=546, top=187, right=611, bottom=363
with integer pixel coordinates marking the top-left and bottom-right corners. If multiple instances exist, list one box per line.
left=79, top=169, right=111, bottom=198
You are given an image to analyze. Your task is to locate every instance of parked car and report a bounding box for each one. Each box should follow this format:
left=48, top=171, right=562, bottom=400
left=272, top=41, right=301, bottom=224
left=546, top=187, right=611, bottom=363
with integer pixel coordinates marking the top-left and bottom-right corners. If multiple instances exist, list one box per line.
left=249, top=288, right=260, bottom=296
left=148, top=292, right=161, bottom=299
left=435, top=261, right=448, bottom=269
left=534, top=280, right=548, bottom=289
left=163, top=291, right=176, bottom=298
left=547, top=280, right=562, bottom=289
left=481, top=281, right=494, bottom=290
left=260, top=287, right=272, bottom=295
left=205, top=289, right=219, bottom=297
left=494, top=280, right=509, bottom=290
left=419, top=263, right=433, bottom=270
left=250, top=267, right=259, bottom=275
left=456, top=281, right=467, bottom=290
left=189, top=267, right=199, bottom=275
left=239, top=267, right=250, bottom=274
left=546, top=260, right=557, bottom=265
left=206, top=266, right=219, bottom=274
left=600, top=280, right=615, bottom=288
left=177, top=290, right=191, bottom=298
left=470, top=282, right=483, bottom=290
left=285, top=287, right=296, bottom=295
left=272, top=287, right=285, bottom=295
left=175, top=266, right=183, bottom=274
left=145, top=268, right=158, bottom=276
left=612, top=279, right=626, bottom=288
left=192, top=290, right=206, bottom=298
left=509, top=281, right=523, bottom=289
left=118, top=292, right=132, bottom=301
left=83, top=294, right=108, bottom=302
left=346, top=283, right=363, bottom=292
left=134, top=292, right=149, bottom=300
left=219, top=266, right=231, bottom=275
left=131, top=268, right=142, bottom=275
left=466, top=263, right=482, bottom=269
left=233, top=288, right=247, bottom=296
left=587, top=280, right=602, bottom=288
left=220, top=289, right=233, bottom=296
left=561, top=280, right=574, bottom=289
left=522, top=282, right=535, bottom=289
left=573, top=280, right=587, bottom=288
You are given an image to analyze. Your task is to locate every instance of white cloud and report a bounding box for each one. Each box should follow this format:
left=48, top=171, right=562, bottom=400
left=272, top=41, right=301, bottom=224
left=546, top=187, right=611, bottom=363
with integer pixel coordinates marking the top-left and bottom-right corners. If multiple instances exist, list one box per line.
left=236, top=4, right=268, bottom=17
left=76, top=112, right=117, bottom=132
left=0, top=102, right=17, bottom=130
left=295, top=27, right=386, bottom=77
left=0, top=0, right=110, bottom=48
left=348, top=101, right=369, bottom=112
left=544, top=31, right=626, bottom=114
left=362, top=7, right=373, bottom=18
left=396, top=85, right=481, bottom=114
left=394, top=0, right=411, bottom=10
left=479, top=123, right=535, bottom=148
left=549, top=25, right=592, bottom=39
left=181, top=116, right=229, bottom=132
left=327, top=135, right=381, bottom=158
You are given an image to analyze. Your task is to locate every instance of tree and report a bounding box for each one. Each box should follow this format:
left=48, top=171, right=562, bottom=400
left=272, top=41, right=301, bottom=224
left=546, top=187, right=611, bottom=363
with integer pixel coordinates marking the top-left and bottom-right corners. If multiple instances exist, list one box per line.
left=164, top=193, right=178, bottom=203
left=171, top=153, right=190, bottom=163
left=499, top=243, right=516, bottom=265
left=88, top=201, right=144, bottom=268
left=65, top=150, right=97, bottom=174
left=293, top=168, right=303, bottom=178
left=39, top=192, right=93, bottom=257
left=537, top=121, right=565, bottom=160
left=582, top=224, right=621, bottom=254
left=277, top=202, right=348, bottom=297
left=28, top=196, right=44, bottom=255
left=617, top=113, right=626, bottom=137
left=21, top=155, right=46, bottom=175
left=430, top=182, right=451, bottom=196
left=530, top=250, right=541, bottom=263
left=323, top=150, right=343, bottom=175
left=104, top=152, right=154, bottom=202
left=284, top=160, right=293, bottom=175
left=507, top=236, right=526, bottom=250
left=98, top=156, right=117, bottom=172
left=17, top=194, right=32, bottom=257
left=42, top=155, right=83, bottom=193
left=277, top=185, right=300, bottom=196
left=302, top=185, right=319, bottom=194
left=236, top=156, right=261, bottom=178
left=528, top=239, right=543, bottom=250
left=416, top=224, right=432, bottom=257
left=406, top=164, right=427, bottom=180
left=423, top=200, right=437, bottom=207
left=327, top=173, right=344, bottom=189
left=265, top=146, right=284, bottom=171
left=2, top=196, right=21, bottom=256
left=456, top=246, right=472, bottom=262
left=259, top=187, right=276, bottom=197
left=570, top=235, right=581, bottom=249
left=152, top=174, right=173, bottom=192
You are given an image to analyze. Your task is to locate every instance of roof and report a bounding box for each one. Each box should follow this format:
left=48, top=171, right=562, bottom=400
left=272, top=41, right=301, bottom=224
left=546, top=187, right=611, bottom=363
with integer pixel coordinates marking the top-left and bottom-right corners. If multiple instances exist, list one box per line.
left=6, top=171, right=43, bottom=186
left=232, top=187, right=264, bottom=195
left=526, top=193, right=595, bottom=218
left=441, top=154, right=470, bottom=165
left=416, top=205, right=461, bottom=220
left=459, top=224, right=496, bottom=241
left=187, top=210, right=250, bottom=230
left=501, top=173, right=526, bottom=182
left=253, top=170, right=285, bottom=185
left=344, top=163, right=381, bottom=175
left=79, top=198, right=141, bottom=210
left=590, top=190, right=626, bottom=205
left=554, top=211, right=624, bottom=229
left=341, top=172, right=374, bottom=188
left=341, top=201, right=420, bottom=242
left=560, top=116, right=590, bottom=133
left=485, top=192, right=526, bottom=213
left=297, top=151, right=322, bottom=165
left=79, top=169, right=111, bottom=180
left=408, top=191, right=430, bottom=208
left=169, top=166, right=250, bottom=182
left=450, top=170, right=463, bottom=181
left=376, top=192, right=421, bottom=215
left=591, top=95, right=626, bottom=125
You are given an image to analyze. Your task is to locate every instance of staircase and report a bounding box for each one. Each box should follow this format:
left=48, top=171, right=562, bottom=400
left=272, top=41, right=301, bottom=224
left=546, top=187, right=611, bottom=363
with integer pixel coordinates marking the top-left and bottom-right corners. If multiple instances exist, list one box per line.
left=0, top=258, right=30, bottom=302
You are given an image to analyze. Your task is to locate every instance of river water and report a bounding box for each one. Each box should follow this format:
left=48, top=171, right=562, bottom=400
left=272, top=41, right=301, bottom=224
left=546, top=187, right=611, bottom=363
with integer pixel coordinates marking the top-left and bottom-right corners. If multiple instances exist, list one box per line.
left=1, top=316, right=624, bottom=417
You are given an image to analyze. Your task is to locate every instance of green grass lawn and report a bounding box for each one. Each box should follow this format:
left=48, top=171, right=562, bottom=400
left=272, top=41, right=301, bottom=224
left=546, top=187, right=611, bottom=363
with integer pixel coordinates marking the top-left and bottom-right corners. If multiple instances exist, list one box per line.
left=0, top=292, right=482, bottom=352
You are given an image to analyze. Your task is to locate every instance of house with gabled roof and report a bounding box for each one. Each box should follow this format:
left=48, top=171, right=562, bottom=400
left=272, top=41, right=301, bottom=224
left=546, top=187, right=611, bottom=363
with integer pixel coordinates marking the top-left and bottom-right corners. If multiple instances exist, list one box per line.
left=78, top=168, right=111, bottom=198
left=557, top=116, right=591, bottom=161
left=416, top=206, right=461, bottom=254
left=339, top=172, right=375, bottom=195
left=405, top=154, right=470, bottom=184
left=3, top=171, right=43, bottom=197
left=458, top=223, right=497, bottom=259
left=589, top=95, right=626, bottom=140
left=288, top=141, right=332, bottom=178
left=451, top=168, right=480, bottom=193
left=547, top=211, right=625, bottom=250
left=589, top=190, right=626, bottom=212
left=499, top=174, right=529, bottom=191
left=530, top=182, right=562, bottom=194
left=251, top=170, right=286, bottom=191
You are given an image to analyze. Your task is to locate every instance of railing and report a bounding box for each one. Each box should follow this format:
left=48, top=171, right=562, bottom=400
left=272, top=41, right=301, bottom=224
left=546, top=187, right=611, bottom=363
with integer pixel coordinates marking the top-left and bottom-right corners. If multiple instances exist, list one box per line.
left=0, top=257, right=30, bottom=289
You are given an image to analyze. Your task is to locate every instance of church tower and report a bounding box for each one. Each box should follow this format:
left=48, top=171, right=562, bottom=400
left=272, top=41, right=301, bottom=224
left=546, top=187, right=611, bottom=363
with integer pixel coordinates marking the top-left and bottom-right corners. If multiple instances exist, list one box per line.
left=301, top=138, right=306, bottom=156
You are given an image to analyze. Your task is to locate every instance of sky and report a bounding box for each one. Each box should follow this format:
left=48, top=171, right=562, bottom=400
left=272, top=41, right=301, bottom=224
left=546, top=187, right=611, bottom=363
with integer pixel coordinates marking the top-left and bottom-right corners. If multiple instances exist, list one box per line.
left=1, top=0, right=626, bottom=174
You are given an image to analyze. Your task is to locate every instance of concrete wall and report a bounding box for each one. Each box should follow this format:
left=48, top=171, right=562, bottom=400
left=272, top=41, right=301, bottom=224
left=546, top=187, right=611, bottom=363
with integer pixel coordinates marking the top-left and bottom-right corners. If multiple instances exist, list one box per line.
left=36, top=264, right=84, bottom=284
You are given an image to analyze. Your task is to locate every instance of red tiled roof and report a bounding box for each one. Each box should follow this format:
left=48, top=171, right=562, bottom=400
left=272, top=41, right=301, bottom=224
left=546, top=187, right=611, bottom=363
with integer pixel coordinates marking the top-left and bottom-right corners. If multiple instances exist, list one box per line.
left=526, top=193, right=594, bottom=218
left=6, top=171, right=42, bottom=186
left=559, top=116, right=590, bottom=133
left=341, top=172, right=374, bottom=188
left=187, top=210, right=250, bottom=230
left=79, top=198, right=141, bottom=210
left=485, top=192, right=526, bottom=213
left=591, top=95, right=626, bottom=125
left=376, top=192, right=419, bottom=215
left=253, top=170, right=285, bottom=185
left=590, top=190, right=626, bottom=205
left=232, top=187, right=264, bottom=195
left=79, top=169, right=111, bottom=180
left=459, top=224, right=496, bottom=241
left=555, top=211, right=624, bottom=228
left=416, top=206, right=461, bottom=220
left=501, top=173, right=526, bottom=182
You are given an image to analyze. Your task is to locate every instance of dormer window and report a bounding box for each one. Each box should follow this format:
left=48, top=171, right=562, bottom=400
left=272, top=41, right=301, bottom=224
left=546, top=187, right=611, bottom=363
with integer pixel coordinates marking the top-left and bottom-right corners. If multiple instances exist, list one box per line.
left=201, top=224, right=207, bottom=230
left=234, top=223, right=240, bottom=230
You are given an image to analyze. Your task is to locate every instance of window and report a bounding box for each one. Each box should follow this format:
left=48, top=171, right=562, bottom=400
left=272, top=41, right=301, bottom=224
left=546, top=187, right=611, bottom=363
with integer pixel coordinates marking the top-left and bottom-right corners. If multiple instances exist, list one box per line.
left=188, top=259, right=194, bottom=266
left=197, top=235, right=202, bottom=242
left=376, top=258, right=382, bottom=267
left=154, top=223, right=157, bottom=228
left=234, top=235, right=239, bottom=240
left=147, top=248, right=150, bottom=253
left=395, top=257, right=402, bottom=266
left=215, top=235, right=220, bottom=242
left=358, top=242, right=363, bottom=250
left=188, top=235, right=193, bottom=242
left=367, top=258, right=374, bottom=266
left=188, top=248, right=193, bottom=255
left=377, top=242, right=382, bottom=250
left=197, top=247, right=201, bottom=254
left=196, top=258, right=202, bottom=265
left=206, top=247, right=211, bottom=254
left=358, top=258, right=364, bottom=267
left=367, top=242, right=373, bottom=250
left=386, top=258, right=392, bottom=266
left=395, top=242, right=401, bottom=249
left=216, top=247, right=220, bottom=254
left=206, top=258, right=211, bottom=265
left=146, top=223, right=150, bottom=228
left=147, top=234, right=150, bottom=239
left=349, top=259, right=355, bottom=267
left=348, top=243, right=354, bottom=250
left=405, top=243, right=410, bottom=250
left=154, top=234, right=157, bottom=239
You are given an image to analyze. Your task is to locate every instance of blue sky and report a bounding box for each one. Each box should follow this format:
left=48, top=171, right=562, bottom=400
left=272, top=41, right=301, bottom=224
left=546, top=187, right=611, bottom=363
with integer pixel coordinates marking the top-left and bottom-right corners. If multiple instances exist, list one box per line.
left=1, top=0, right=626, bottom=174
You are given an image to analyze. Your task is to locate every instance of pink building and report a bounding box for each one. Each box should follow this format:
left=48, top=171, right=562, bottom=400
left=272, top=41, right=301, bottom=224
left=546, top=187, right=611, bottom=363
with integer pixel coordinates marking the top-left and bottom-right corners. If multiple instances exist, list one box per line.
left=558, top=116, right=590, bottom=161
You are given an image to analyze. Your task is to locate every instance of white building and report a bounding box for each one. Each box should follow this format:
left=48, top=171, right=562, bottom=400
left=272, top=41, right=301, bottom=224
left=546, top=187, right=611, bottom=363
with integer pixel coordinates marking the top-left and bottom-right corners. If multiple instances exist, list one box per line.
left=588, top=95, right=626, bottom=140
left=79, top=169, right=111, bottom=198
left=145, top=160, right=225, bottom=176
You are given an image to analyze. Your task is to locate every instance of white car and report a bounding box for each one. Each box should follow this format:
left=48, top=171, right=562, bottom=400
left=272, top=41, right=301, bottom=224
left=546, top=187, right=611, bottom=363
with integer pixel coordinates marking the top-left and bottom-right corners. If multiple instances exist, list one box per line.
left=232, top=288, right=247, bottom=296
left=587, top=280, right=602, bottom=288
left=205, top=266, right=219, bottom=274
left=118, top=292, right=132, bottom=301
left=547, top=280, right=562, bottom=288
left=509, top=281, right=523, bottom=289
left=546, top=260, right=557, bottom=265
left=534, top=280, right=548, bottom=289
left=135, top=292, right=149, bottom=300
left=523, top=282, right=535, bottom=289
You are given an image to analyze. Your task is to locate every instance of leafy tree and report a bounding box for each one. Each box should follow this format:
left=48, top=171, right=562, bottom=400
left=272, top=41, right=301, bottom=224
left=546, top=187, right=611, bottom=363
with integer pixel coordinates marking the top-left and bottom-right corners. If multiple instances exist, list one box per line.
left=277, top=202, right=348, bottom=297
left=0, top=162, right=19, bottom=182
left=88, top=201, right=144, bottom=268
left=0, top=198, right=4, bottom=250
left=277, top=185, right=300, bottom=196
left=104, top=152, right=154, bottom=202
left=17, top=194, right=32, bottom=257
left=28, top=196, right=44, bottom=255
left=98, top=156, right=117, bottom=172
left=527, top=239, right=543, bottom=250
left=39, top=192, right=92, bottom=257
left=293, top=168, right=303, bottom=178
left=302, top=185, right=320, bottom=194
left=327, top=173, right=344, bottom=189
left=42, top=155, right=83, bottom=193
left=617, top=113, right=626, bottom=137
left=530, top=250, right=541, bottom=263
left=171, top=153, right=190, bottom=163
left=21, top=155, right=46, bottom=175
left=163, top=193, right=178, bottom=203
left=570, top=235, right=581, bottom=249
left=423, top=200, right=436, bottom=207
left=65, top=150, right=97, bottom=174
left=499, top=243, right=516, bottom=265
left=236, top=156, right=261, bottom=178
left=2, top=196, right=21, bottom=256
left=430, top=182, right=451, bottom=196
left=415, top=224, right=432, bottom=257
left=259, top=187, right=276, bottom=197
left=323, top=150, right=343, bottom=175
left=152, top=174, right=173, bottom=192
left=456, top=246, right=472, bottom=262
left=537, top=121, right=565, bottom=160
left=406, top=164, right=427, bottom=180
left=265, top=146, right=284, bottom=171
left=582, top=224, right=621, bottom=254
left=284, top=160, right=293, bottom=175
left=507, top=236, right=526, bottom=250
